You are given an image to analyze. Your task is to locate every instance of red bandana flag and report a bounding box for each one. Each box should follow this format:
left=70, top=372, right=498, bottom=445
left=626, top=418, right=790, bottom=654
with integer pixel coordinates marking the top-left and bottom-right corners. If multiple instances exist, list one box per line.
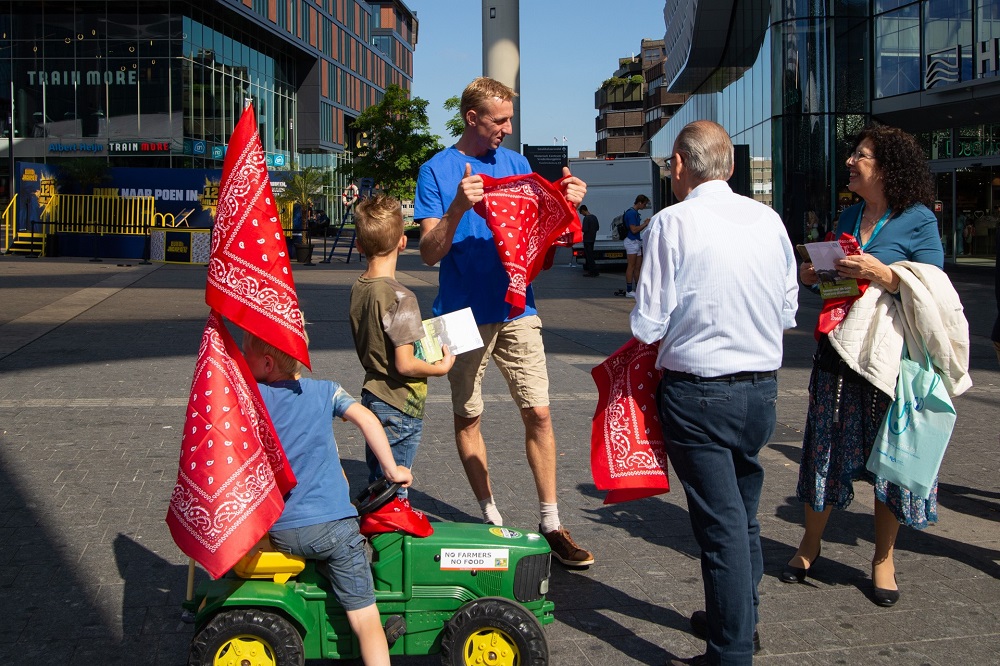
left=167, top=312, right=297, bottom=579
left=473, top=173, right=581, bottom=318
left=206, top=104, right=310, bottom=370
left=590, top=338, right=669, bottom=504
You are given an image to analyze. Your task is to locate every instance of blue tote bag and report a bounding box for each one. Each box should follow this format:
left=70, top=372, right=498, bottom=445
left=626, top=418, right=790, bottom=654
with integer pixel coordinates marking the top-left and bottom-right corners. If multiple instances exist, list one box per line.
left=866, top=344, right=957, bottom=499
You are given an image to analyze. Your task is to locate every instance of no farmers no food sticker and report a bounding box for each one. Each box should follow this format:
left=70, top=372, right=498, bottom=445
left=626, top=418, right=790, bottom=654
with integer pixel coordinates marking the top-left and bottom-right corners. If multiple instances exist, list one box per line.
left=439, top=548, right=510, bottom=570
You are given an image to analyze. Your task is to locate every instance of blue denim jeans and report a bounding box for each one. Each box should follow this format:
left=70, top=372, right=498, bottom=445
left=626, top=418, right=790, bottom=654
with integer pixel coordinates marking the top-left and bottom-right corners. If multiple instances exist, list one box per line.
left=361, top=391, right=423, bottom=497
left=658, top=374, right=778, bottom=666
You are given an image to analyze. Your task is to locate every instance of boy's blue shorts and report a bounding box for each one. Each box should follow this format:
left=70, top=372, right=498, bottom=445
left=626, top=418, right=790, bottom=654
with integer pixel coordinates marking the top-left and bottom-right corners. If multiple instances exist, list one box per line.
left=269, top=517, right=374, bottom=611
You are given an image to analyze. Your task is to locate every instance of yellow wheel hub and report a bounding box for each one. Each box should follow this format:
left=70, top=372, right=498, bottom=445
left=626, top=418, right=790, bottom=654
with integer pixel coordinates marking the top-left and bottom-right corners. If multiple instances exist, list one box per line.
left=462, top=627, right=521, bottom=666
left=212, top=634, right=277, bottom=666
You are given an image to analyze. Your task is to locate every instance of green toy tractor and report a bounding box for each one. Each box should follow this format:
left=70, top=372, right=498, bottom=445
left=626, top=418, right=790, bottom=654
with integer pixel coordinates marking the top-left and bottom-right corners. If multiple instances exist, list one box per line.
left=184, top=480, right=554, bottom=665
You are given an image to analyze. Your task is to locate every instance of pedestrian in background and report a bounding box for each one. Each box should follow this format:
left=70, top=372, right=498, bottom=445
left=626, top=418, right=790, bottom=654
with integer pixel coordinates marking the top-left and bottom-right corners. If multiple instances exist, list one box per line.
left=579, top=204, right=599, bottom=277
left=631, top=120, right=798, bottom=665
left=623, top=194, right=650, bottom=297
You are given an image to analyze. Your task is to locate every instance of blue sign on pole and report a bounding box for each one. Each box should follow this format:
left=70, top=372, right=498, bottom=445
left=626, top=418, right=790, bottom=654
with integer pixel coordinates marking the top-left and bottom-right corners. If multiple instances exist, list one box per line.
left=211, top=145, right=224, bottom=160
left=265, top=154, right=274, bottom=167
left=274, top=154, right=286, bottom=167
left=193, top=140, right=206, bottom=155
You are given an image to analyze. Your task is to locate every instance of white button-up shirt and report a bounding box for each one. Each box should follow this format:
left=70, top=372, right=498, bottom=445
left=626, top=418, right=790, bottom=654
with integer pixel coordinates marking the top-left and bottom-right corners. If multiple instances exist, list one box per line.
left=630, top=180, right=799, bottom=377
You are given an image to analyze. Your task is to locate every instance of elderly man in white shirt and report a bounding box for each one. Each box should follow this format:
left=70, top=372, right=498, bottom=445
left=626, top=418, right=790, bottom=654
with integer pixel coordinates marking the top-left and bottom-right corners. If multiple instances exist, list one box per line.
left=631, top=120, right=798, bottom=666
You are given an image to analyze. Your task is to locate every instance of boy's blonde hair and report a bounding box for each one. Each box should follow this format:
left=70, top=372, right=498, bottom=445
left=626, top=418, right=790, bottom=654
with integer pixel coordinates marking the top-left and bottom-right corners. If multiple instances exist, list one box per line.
left=242, top=325, right=310, bottom=378
left=354, top=194, right=404, bottom=258
left=460, top=76, right=517, bottom=120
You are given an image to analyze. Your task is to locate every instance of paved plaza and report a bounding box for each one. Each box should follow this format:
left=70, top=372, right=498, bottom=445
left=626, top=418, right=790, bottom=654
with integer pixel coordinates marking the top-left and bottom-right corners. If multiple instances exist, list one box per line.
left=0, top=248, right=998, bottom=665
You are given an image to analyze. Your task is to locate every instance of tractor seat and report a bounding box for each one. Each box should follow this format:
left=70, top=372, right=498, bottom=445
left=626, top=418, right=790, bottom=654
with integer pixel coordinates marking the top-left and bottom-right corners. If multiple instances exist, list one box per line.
left=233, top=537, right=306, bottom=584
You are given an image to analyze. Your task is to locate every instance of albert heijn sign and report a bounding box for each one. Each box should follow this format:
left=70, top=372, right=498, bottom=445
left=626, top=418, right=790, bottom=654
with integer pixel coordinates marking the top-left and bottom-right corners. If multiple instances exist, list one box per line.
left=108, top=140, right=173, bottom=154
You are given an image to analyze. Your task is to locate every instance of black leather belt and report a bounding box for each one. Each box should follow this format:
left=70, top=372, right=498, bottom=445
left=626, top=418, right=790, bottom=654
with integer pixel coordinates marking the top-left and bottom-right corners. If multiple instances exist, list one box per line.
left=665, top=370, right=777, bottom=383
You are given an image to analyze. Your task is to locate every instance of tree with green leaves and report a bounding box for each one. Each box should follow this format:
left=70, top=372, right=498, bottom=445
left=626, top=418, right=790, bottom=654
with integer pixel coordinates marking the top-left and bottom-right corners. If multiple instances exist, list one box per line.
left=338, top=84, right=442, bottom=200
left=443, top=95, right=465, bottom=138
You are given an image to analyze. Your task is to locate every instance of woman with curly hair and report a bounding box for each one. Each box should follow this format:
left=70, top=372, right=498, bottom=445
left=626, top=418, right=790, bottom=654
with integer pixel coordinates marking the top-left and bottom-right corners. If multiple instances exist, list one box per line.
left=783, top=125, right=944, bottom=606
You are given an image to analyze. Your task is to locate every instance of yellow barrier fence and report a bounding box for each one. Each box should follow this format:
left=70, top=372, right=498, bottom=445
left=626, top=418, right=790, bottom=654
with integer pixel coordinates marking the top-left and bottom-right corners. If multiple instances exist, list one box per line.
left=43, top=194, right=156, bottom=235
left=2, top=195, right=16, bottom=251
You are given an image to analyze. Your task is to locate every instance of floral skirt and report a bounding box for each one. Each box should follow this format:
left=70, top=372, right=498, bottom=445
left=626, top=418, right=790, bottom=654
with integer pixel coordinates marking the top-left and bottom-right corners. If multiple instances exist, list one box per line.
left=795, top=362, right=937, bottom=529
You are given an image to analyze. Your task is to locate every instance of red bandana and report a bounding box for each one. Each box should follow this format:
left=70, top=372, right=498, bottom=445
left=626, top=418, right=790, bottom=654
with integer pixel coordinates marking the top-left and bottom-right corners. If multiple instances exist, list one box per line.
left=473, top=173, right=581, bottom=318
left=166, top=312, right=297, bottom=579
left=590, top=338, right=669, bottom=504
left=359, top=497, right=434, bottom=538
left=814, top=233, right=870, bottom=340
left=206, top=104, right=310, bottom=369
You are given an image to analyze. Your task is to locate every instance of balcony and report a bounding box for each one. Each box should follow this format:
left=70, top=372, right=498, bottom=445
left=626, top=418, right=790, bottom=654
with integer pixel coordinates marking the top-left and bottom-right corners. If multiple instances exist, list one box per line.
left=598, top=134, right=646, bottom=156
left=597, top=110, right=645, bottom=131
left=596, top=82, right=644, bottom=107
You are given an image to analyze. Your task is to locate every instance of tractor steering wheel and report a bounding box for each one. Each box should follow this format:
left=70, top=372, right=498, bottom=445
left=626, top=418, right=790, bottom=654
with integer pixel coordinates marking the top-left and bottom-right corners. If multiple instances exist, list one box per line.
left=352, top=478, right=402, bottom=515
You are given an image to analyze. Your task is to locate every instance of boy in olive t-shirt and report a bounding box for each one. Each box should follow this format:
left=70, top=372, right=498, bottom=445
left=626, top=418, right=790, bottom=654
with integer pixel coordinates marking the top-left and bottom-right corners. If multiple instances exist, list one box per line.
left=349, top=195, right=455, bottom=496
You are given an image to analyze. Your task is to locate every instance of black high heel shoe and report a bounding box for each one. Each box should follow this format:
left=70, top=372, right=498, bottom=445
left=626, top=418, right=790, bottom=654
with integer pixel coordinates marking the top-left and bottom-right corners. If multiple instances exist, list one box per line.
left=780, top=545, right=821, bottom=584
left=872, top=574, right=900, bottom=607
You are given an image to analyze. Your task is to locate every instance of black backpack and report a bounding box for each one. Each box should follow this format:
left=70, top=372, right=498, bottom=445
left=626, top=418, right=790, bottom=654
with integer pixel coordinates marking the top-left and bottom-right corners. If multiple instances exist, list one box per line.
left=613, top=209, right=630, bottom=241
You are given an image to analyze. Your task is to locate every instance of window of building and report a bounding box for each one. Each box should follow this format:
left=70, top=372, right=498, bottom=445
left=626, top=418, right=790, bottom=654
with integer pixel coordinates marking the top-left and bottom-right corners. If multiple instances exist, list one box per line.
left=875, top=3, right=921, bottom=97
left=924, top=0, right=973, bottom=84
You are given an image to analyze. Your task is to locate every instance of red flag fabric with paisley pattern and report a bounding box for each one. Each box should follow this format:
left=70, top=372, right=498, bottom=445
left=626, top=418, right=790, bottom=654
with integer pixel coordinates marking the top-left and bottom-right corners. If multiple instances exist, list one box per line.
left=206, top=104, right=310, bottom=369
left=473, top=173, right=581, bottom=318
left=590, top=337, right=669, bottom=504
left=167, top=311, right=297, bottom=579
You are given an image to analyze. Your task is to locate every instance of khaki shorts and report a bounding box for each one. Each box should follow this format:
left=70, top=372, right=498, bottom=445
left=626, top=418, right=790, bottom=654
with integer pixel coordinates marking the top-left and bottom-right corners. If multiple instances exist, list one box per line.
left=448, top=315, right=550, bottom=418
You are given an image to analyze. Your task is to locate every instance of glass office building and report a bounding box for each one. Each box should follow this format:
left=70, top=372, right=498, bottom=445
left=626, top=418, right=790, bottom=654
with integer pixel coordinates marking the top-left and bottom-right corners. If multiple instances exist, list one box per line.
left=652, top=0, right=1000, bottom=260
left=0, top=0, right=417, bottom=204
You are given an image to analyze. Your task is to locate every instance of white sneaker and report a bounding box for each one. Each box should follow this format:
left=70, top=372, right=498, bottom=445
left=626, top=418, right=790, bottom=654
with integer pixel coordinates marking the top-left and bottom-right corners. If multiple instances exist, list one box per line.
left=625, top=291, right=636, bottom=298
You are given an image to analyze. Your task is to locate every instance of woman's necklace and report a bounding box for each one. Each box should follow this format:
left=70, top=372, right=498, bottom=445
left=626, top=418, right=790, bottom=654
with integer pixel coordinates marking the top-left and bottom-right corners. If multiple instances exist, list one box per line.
left=854, top=202, right=891, bottom=250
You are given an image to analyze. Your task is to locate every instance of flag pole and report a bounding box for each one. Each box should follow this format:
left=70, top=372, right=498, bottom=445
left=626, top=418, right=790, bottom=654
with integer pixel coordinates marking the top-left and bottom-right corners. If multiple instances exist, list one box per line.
left=186, top=558, right=196, bottom=601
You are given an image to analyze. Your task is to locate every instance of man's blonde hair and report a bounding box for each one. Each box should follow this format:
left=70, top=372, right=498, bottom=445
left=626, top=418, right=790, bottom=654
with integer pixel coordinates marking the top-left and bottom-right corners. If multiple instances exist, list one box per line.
left=242, top=324, right=309, bottom=378
left=354, top=194, right=404, bottom=258
left=460, top=76, right=517, bottom=120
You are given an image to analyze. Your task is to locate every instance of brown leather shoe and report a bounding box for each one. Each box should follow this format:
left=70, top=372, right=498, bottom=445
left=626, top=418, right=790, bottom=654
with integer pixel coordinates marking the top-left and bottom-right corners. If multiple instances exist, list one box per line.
left=540, top=525, right=594, bottom=567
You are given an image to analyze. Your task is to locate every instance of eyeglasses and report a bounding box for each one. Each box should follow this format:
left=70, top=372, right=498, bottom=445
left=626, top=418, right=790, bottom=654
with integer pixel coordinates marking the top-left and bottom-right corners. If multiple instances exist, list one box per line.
left=666, top=152, right=680, bottom=169
left=847, top=149, right=875, bottom=162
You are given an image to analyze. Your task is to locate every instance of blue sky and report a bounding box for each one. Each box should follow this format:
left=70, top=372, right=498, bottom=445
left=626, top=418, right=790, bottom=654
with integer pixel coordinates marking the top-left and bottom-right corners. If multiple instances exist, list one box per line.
left=406, top=0, right=667, bottom=158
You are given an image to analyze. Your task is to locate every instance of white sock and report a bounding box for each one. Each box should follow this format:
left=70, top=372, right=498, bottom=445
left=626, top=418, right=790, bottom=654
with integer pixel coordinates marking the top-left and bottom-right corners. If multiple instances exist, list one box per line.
left=479, top=497, right=503, bottom=525
left=539, top=502, right=560, bottom=533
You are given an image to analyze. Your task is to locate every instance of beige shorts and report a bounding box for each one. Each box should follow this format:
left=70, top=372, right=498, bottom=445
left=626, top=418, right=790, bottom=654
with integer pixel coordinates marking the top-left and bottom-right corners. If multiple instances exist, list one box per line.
left=448, top=315, right=550, bottom=418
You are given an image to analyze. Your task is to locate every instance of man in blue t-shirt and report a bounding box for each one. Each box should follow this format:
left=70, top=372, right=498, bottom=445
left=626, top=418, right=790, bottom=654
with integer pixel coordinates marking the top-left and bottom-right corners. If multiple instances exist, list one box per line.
left=413, top=76, right=593, bottom=567
left=623, top=194, right=651, bottom=297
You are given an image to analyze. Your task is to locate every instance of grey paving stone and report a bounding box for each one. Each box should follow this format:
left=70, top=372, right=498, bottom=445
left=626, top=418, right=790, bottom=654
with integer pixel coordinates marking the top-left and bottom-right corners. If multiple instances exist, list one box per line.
left=0, top=251, right=997, bottom=664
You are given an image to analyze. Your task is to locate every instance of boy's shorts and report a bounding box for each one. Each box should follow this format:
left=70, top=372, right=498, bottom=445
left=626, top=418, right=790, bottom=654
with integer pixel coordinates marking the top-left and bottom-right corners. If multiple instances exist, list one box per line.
left=623, top=238, right=643, bottom=256
left=269, top=517, right=374, bottom=611
left=448, top=314, right=549, bottom=418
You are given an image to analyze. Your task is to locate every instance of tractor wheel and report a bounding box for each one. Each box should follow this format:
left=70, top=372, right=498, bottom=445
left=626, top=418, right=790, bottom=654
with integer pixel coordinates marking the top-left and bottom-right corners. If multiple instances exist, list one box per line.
left=439, top=597, right=548, bottom=666
left=188, top=609, right=304, bottom=666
